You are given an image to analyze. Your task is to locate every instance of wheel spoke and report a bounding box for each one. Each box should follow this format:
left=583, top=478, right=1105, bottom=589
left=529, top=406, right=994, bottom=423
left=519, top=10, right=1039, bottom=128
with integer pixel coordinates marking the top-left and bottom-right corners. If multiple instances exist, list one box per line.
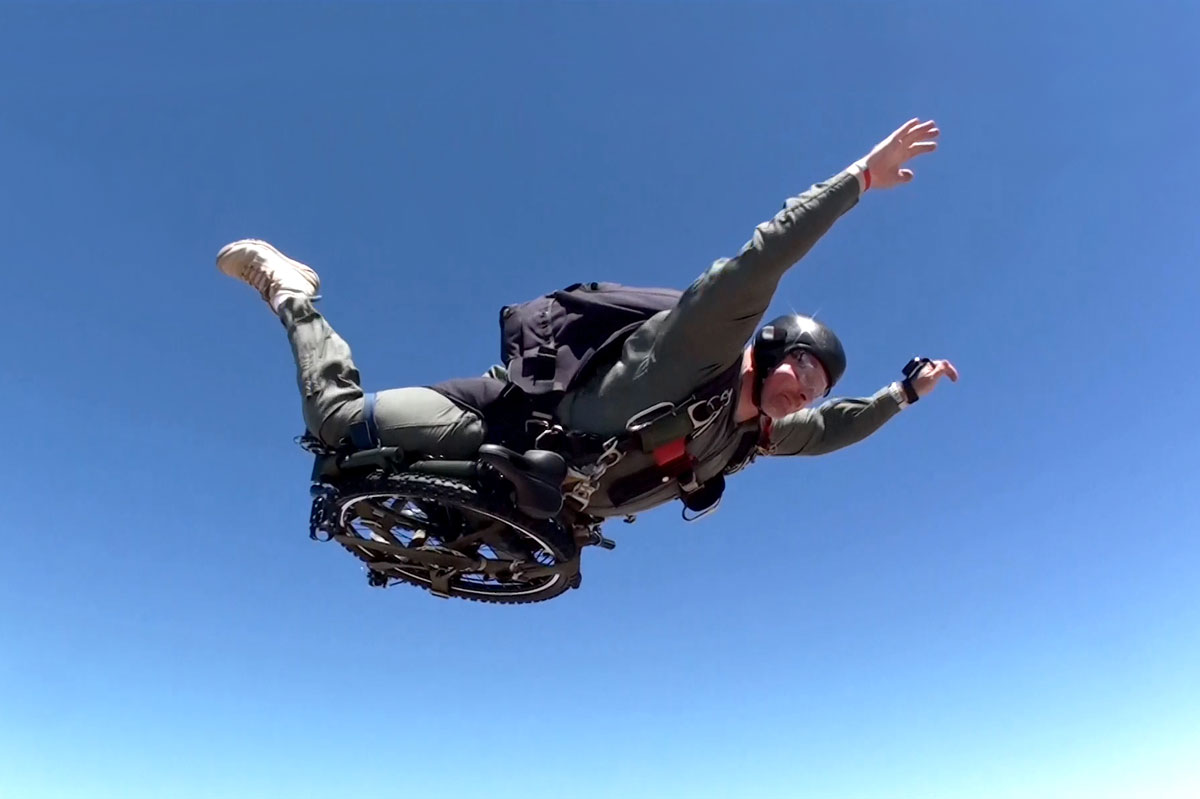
left=443, top=518, right=508, bottom=550
left=364, top=501, right=435, bottom=540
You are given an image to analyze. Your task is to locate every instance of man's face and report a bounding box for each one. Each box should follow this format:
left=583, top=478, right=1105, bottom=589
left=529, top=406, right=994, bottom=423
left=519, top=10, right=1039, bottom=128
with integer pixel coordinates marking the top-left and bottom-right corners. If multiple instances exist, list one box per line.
left=760, top=351, right=829, bottom=419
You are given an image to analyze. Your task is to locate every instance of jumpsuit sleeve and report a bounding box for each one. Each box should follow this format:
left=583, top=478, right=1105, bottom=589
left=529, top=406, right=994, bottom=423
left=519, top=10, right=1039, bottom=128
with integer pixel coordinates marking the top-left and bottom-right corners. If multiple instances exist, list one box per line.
left=767, top=384, right=904, bottom=456
left=647, top=170, right=862, bottom=382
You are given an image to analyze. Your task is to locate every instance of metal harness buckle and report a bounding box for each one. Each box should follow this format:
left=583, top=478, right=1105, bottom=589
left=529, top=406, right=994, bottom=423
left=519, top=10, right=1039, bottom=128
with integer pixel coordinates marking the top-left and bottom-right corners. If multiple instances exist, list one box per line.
left=566, top=436, right=624, bottom=509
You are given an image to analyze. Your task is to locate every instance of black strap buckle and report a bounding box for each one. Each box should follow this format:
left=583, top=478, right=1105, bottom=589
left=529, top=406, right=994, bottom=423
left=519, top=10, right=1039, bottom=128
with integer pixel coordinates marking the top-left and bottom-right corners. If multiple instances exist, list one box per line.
left=521, top=347, right=558, bottom=381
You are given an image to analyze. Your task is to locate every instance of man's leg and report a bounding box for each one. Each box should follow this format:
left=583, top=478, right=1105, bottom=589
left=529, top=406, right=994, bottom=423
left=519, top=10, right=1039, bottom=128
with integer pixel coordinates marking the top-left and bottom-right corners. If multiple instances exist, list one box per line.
left=219, top=239, right=484, bottom=457
left=276, top=295, right=364, bottom=447
left=280, top=298, right=485, bottom=455
left=371, top=387, right=486, bottom=459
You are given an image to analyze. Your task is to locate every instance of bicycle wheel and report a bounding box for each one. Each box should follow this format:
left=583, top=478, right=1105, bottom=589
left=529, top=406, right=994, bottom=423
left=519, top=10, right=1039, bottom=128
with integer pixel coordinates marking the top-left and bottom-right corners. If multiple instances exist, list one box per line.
left=332, top=472, right=578, bottom=604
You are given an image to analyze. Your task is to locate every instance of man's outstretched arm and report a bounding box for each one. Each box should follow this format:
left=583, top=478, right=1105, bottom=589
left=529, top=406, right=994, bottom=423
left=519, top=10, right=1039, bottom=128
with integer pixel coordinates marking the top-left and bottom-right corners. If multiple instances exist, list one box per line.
left=768, top=358, right=959, bottom=456
left=645, top=119, right=941, bottom=387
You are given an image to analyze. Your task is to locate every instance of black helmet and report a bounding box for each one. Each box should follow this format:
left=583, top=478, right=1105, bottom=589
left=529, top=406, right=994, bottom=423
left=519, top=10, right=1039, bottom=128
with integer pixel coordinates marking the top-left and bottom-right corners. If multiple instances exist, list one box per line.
left=752, top=314, right=846, bottom=404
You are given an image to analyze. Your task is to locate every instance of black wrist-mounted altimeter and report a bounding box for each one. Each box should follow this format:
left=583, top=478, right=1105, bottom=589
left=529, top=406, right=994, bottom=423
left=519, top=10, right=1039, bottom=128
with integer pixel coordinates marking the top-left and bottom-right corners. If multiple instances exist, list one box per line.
left=900, top=357, right=932, bottom=404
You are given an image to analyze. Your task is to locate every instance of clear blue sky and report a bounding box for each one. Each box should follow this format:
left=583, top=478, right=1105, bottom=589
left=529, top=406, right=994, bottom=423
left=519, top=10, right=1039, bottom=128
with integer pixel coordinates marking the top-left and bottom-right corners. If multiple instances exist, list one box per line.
left=1, top=2, right=1197, bottom=798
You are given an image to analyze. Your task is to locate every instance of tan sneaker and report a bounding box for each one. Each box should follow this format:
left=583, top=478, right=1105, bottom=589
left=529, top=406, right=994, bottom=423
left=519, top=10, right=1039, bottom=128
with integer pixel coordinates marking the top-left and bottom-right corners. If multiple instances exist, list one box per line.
left=216, top=239, right=321, bottom=312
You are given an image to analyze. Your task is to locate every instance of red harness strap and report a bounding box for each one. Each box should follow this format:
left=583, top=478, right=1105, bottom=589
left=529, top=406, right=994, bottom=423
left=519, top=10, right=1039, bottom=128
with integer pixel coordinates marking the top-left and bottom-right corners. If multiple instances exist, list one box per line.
left=652, top=437, right=689, bottom=469
left=653, top=415, right=770, bottom=473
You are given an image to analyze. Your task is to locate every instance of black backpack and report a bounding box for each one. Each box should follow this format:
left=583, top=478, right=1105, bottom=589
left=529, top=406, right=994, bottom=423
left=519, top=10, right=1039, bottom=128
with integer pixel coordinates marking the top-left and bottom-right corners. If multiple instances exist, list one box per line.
left=501, top=281, right=682, bottom=396
left=432, top=281, right=683, bottom=431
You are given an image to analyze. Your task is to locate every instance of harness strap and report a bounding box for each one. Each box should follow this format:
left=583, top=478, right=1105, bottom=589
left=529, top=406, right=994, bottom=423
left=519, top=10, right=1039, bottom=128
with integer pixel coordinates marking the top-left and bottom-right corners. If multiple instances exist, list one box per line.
left=349, top=391, right=380, bottom=450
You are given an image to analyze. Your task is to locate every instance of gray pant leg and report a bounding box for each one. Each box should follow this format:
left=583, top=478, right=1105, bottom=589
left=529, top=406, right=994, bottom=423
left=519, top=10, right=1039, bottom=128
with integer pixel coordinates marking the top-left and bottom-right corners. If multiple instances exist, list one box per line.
left=278, top=297, right=364, bottom=446
left=278, top=298, right=484, bottom=457
left=370, top=388, right=486, bottom=458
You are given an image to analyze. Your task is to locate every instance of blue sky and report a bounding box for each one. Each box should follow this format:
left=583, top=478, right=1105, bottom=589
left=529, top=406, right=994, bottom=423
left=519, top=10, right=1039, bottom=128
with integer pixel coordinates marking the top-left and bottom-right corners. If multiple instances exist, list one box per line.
left=1, top=2, right=1198, bottom=798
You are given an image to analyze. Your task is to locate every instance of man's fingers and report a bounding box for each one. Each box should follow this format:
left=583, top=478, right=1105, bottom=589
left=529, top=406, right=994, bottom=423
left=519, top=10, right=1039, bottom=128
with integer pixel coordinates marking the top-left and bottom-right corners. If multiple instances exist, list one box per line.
left=913, top=360, right=958, bottom=397
left=882, top=118, right=921, bottom=146
left=899, top=169, right=914, bottom=182
left=904, top=120, right=939, bottom=139
left=907, top=141, right=938, bottom=157
left=929, top=360, right=958, bottom=382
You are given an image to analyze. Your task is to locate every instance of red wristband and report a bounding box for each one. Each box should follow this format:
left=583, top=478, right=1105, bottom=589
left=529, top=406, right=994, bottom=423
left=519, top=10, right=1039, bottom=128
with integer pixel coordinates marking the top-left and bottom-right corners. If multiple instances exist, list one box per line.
left=862, top=167, right=872, bottom=190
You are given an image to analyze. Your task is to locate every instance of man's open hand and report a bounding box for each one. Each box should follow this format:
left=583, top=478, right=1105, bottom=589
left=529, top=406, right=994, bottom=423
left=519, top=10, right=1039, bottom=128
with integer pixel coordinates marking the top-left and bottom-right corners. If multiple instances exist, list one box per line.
left=912, top=358, right=959, bottom=398
left=863, top=119, right=940, bottom=189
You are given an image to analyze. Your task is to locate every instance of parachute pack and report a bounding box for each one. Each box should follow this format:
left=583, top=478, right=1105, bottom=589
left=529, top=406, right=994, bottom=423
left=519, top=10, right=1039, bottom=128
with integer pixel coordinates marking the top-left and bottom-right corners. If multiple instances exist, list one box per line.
left=500, top=281, right=683, bottom=397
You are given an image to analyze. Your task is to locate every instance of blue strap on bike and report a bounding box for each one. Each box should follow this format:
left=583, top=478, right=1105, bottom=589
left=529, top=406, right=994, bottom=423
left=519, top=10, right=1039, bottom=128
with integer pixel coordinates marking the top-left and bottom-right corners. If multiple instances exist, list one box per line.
left=349, top=391, right=380, bottom=449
